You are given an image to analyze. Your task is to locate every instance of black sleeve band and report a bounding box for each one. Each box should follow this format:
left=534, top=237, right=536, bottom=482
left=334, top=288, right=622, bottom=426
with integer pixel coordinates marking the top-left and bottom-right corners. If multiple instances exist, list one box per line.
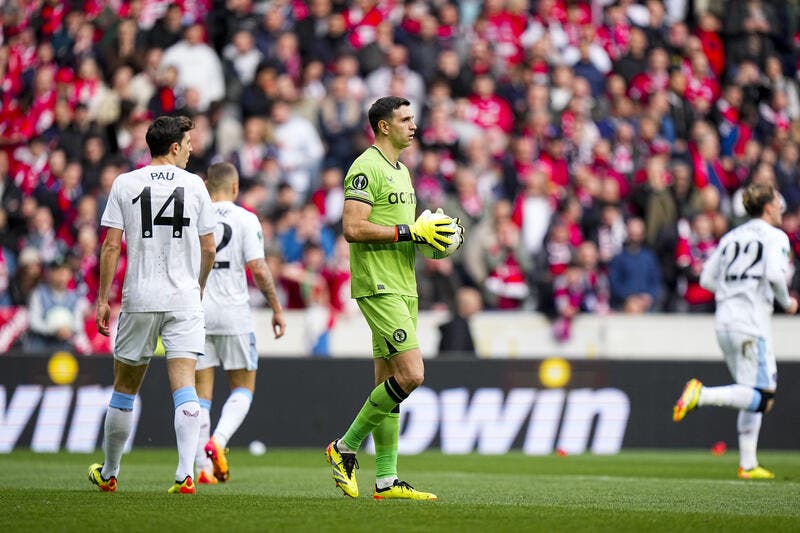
left=755, top=389, right=775, bottom=412
left=396, top=224, right=412, bottom=242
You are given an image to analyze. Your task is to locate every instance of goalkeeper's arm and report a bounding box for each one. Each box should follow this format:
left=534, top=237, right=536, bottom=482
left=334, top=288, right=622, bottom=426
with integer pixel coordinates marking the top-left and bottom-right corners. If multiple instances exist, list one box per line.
left=342, top=200, right=454, bottom=251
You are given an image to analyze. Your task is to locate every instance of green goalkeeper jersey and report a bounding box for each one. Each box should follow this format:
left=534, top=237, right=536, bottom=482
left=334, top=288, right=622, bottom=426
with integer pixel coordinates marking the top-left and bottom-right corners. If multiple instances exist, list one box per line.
left=344, top=145, right=417, bottom=299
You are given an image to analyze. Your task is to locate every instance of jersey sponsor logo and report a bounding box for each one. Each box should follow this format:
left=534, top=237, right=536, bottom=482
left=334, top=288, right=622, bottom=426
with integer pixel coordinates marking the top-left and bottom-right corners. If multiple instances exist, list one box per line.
left=387, top=191, right=416, bottom=205
left=149, top=171, right=175, bottom=180
left=352, top=174, right=369, bottom=190
left=392, top=329, right=407, bottom=343
left=364, top=386, right=630, bottom=455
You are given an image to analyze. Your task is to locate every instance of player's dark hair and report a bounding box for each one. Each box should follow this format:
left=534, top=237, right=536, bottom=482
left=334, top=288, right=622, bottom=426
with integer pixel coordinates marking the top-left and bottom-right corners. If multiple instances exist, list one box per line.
left=206, top=162, right=239, bottom=193
left=146, top=115, right=194, bottom=157
left=743, top=182, right=776, bottom=217
left=368, top=96, right=411, bottom=134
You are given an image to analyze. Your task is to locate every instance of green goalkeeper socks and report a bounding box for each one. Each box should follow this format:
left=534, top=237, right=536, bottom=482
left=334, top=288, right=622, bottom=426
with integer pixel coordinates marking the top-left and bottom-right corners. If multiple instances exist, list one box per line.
left=341, top=377, right=408, bottom=452
left=373, top=406, right=400, bottom=479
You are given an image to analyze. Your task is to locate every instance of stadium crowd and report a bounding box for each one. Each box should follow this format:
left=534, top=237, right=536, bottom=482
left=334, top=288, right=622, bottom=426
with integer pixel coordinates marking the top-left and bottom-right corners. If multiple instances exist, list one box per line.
left=1, top=0, right=800, bottom=353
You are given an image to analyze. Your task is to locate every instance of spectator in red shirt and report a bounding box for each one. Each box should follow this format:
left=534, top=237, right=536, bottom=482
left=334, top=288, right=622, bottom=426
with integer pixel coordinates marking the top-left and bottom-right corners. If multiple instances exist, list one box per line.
left=695, top=11, right=725, bottom=77
left=464, top=74, right=514, bottom=135
left=538, top=133, right=570, bottom=194
left=552, top=241, right=610, bottom=342
left=629, top=47, right=670, bottom=103
left=310, top=167, right=344, bottom=231
left=26, top=66, right=57, bottom=138
left=552, top=261, right=585, bottom=342
left=484, top=219, right=531, bottom=309
left=691, top=125, right=739, bottom=194
left=477, top=0, right=527, bottom=69
left=598, top=2, right=632, bottom=64
left=345, top=0, right=384, bottom=50
left=675, top=213, right=718, bottom=312
left=682, top=46, right=720, bottom=116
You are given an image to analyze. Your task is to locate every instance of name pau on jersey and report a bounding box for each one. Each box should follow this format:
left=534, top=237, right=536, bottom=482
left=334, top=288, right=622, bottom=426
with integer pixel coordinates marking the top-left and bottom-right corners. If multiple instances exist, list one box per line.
left=150, top=170, right=175, bottom=180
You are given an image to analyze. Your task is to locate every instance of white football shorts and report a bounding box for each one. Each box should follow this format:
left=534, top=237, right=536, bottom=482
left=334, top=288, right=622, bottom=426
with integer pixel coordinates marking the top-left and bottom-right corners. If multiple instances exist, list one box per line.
left=114, top=310, right=206, bottom=366
left=197, top=332, right=258, bottom=371
left=716, top=329, right=777, bottom=390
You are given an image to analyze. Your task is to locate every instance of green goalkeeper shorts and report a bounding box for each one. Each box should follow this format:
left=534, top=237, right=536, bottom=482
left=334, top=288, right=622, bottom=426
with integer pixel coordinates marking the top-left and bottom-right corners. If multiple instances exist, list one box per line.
left=356, top=294, right=419, bottom=359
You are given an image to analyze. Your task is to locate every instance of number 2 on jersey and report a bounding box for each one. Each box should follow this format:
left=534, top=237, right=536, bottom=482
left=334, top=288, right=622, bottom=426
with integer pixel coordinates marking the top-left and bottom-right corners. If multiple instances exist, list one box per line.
left=722, top=240, right=764, bottom=282
left=213, top=222, right=232, bottom=269
left=132, top=186, right=191, bottom=238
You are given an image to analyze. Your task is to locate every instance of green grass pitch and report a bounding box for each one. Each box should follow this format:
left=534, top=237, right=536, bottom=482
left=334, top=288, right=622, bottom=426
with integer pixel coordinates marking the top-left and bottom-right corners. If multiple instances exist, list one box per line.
left=1, top=449, right=798, bottom=532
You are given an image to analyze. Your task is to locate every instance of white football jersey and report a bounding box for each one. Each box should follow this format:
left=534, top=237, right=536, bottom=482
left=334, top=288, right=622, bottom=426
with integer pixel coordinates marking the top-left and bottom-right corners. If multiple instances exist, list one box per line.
left=700, top=218, right=792, bottom=337
left=203, top=201, right=265, bottom=335
left=101, top=165, right=216, bottom=312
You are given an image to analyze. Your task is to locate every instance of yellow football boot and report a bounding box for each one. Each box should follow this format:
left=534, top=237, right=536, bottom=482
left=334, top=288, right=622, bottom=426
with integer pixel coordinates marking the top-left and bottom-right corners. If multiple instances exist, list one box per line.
left=373, top=480, right=438, bottom=501
left=673, top=378, right=703, bottom=422
left=167, top=475, right=196, bottom=494
left=737, top=466, right=775, bottom=480
left=88, top=463, right=117, bottom=492
left=326, top=440, right=359, bottom=498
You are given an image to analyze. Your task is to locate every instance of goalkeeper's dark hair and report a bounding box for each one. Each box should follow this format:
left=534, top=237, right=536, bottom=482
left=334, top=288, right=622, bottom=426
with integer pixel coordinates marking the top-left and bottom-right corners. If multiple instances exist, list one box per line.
left=368, top=96, right=411, bottom=134
left=743, top=182, right=776, bottom=217
left=206, top=162, right=239, bottom=193
left=146, top=115, right=194, bottom=157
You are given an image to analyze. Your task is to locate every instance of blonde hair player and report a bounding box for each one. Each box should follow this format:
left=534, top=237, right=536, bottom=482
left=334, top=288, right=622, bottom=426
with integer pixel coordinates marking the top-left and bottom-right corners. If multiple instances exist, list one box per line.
left=673, top=182, right=798, bottom=479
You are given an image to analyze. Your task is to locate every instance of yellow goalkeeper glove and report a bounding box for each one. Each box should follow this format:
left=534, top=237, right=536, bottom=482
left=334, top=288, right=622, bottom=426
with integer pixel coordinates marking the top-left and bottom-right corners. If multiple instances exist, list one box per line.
left=395, top=209, right=455, bottom=252
left=437, top=208, right=466, bottom=250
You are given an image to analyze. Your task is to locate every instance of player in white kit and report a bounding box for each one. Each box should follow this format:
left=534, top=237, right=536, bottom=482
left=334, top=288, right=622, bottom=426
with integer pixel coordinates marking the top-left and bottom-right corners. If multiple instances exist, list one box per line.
left=673, top=182, right=798, bottom=479
left=88, top=116, right=218, bottom=494
left=194, top=162, right=286, bottom=484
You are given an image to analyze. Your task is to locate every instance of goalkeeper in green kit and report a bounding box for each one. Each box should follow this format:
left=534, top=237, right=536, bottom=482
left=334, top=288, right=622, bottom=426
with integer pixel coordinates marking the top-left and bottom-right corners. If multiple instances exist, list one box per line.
left=325, top=96, right=457, bottom=500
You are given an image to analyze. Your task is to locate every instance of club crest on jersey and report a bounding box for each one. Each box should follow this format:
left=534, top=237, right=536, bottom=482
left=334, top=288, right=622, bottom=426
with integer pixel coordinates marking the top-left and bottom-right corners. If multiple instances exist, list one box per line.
left=352, top=174, right=368, bottom=190
left=150, top=171, right=175, bottom=180
left=392, top=329, right=407, bottom=343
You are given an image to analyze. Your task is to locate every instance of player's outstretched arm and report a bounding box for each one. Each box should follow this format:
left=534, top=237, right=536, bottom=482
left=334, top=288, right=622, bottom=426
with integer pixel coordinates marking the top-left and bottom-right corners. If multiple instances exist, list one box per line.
left=247, top=257, right=286, bottom=339
left=96, top=228, right=123, bottom=337
left=198, top=232, right=216, bottom=298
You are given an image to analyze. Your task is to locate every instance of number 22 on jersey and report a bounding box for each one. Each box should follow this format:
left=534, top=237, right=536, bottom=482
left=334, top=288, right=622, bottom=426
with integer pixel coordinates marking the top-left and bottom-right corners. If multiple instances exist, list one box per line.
left=722, top=240, right=763, bottom=282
